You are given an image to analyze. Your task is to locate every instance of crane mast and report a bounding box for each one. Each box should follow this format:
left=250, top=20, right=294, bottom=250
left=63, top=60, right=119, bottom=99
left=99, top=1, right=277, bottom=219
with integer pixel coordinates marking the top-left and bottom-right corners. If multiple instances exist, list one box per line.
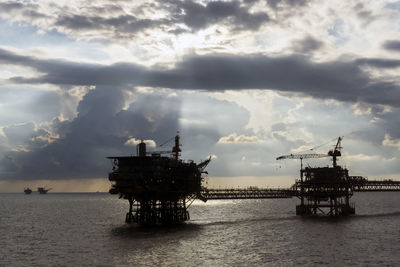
left=328, top=136, right=342, bottom=167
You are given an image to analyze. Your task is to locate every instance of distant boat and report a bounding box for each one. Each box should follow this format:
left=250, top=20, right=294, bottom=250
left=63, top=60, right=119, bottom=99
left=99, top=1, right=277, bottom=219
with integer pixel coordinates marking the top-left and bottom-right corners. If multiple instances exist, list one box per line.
left=37, top=187, right=52, bottom=194
left=24, top=188, right=32, bottom=194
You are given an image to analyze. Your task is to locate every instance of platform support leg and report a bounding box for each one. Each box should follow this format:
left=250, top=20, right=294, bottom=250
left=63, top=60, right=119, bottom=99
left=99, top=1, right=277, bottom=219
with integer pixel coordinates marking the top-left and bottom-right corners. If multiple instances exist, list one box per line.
left=126, top=198, right=134, bottom=223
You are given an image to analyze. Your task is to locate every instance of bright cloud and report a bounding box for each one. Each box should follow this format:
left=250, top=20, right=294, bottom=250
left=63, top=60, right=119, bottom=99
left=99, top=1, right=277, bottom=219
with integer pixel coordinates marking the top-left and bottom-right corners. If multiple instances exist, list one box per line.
left=217, top=133, right=263, bottom=144
left=125, top=138, right=156, bottom=148
left=382, top=133, right=400, bottom=149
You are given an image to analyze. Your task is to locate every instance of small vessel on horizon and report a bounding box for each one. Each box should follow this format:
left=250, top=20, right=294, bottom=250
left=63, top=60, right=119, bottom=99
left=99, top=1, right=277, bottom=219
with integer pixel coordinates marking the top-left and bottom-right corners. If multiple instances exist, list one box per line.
left=38, top=187, right=52, bottom=194
left=24, top=188, right=32, bottom=194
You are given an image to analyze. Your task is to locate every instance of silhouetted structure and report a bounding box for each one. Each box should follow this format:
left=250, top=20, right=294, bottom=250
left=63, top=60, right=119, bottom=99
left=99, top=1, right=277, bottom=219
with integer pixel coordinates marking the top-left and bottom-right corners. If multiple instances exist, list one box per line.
left=294, top=165, right=355, bottom=215
left=277, top=137, right=400, bottom=215
left=290, top=137, right=355, bottom=215
left=109, top=136, right=400, bottom=224
left=207, top=137, right=400, bottom=216
left=24, top=188, right=32, bottom=194
left=108, top=135, right=210, bottom=224
left=38, top=187, right=51, bottom=194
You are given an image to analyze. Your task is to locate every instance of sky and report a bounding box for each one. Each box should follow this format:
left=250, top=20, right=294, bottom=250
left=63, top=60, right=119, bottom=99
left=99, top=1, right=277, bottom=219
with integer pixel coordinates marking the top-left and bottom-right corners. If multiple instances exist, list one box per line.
left=0, top=0, right=400, bottom=192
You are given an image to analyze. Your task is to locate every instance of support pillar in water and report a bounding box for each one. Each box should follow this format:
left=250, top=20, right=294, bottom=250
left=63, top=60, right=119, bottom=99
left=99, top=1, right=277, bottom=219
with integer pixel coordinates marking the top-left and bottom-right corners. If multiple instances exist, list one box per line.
left=123, top=197, right=191, bottom=225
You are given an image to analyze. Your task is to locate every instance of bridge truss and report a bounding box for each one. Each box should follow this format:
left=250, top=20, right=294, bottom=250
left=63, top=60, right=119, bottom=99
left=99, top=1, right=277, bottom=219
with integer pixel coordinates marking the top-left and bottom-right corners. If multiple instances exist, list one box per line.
left=199, top=179, right=400, bottom=216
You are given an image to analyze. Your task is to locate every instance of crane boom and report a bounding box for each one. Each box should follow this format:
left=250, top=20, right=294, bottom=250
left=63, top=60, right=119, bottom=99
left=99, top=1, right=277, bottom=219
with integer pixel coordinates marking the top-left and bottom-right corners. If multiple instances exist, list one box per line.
left=276, top=136, right=344, bottom=170
left=276, top=153, right=328, bottom=161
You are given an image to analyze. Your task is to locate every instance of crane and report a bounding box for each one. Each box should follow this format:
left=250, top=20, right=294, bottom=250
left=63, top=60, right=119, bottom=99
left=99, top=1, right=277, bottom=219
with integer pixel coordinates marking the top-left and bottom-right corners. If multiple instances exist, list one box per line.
left=276, top=136, right=344, bottom=169
left=328, top=136, right=342, bottom=167
left=276, top=153, right=328, bottom=160
left=276, top=153, right=328, bottom=171
left=146, top=134, right=181, bottom=160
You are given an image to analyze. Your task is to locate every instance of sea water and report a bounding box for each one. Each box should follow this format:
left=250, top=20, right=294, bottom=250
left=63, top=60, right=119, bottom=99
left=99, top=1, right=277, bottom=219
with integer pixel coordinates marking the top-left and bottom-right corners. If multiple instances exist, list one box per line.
left=1, top=192, right=399, bottom=266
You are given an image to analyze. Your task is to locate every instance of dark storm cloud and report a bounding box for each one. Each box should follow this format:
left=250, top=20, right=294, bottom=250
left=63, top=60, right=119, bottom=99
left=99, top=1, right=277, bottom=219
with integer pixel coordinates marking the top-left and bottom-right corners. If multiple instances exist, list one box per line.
left=148, top=55, right=400, bottom=107
left=0, top=87, right=181, bottom=180
left=378, top=111, right=400, bottom=140
left=353, top=3, right=377, bottom=25
left=0, top=0, right=269, bottom=41
left=56, top=14, right=161, bottom=34
left=356, top=58, right=400, bottom=69
left=291, top=36, right=324, bottom=53
left=2, top=48, right=400, bottom=107
left=56, top=15, right=95, bottom=30
left=0, top=48, right=146, bottom=86
left=0, top=48, right=35, bottom=65
left=26, top=91, right=61, bottom=120
left=266, top=0, right=310, bottom=10
left=0, top=2, right=24, bottom=12
left=383, top=40, right=400, bottom=52
left=171, top=0, right=269, bottom=31
left=0, top=1, right=47, bottom=19
left=55, top=0, right=271, bottom=35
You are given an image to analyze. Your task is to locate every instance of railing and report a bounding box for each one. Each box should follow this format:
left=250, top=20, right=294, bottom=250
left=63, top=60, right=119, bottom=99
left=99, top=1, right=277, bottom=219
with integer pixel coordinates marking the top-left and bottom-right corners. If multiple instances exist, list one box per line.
left=353, top=180, right=400, bottom=191
left=199, top=188, right=294, bottom=200
left=198, top=179, right=400, bottom=200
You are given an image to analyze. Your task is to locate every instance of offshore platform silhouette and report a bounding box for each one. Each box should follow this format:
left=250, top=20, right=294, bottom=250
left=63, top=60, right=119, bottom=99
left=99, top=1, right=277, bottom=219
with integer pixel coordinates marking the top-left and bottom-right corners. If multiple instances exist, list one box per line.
left=109, top=135, right=210, bottom=224
left=108, top=135, right=400, bottom=224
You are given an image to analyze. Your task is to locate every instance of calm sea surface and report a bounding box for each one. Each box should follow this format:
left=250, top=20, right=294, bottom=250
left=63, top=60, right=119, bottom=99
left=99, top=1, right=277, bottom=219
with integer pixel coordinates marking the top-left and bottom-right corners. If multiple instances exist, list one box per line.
left=1, top=192, right=399, bottom=266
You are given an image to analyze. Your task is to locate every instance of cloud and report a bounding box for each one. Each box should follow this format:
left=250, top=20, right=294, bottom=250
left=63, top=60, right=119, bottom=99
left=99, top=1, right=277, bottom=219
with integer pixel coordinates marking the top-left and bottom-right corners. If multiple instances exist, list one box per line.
left=217, top=133, right=262, bottom=144
left=2, top=48, right=400, bottom=108
left=0, top=2, right=24, bottom=12
left=1, top=0, right=400, bottom=184
left=0, top=1, right=161, bottom=41
left=370, top=107, right=400, bottom=141
left=124, top=138, right=156, bottom=148
left=171, top=0, right=269, bottom=31
left=356, top=58, right=400, bottom=69
left=0, top=1, right=46, bottom=20
left=2, top=122, right=36, bottom=147
left=0, top=87, right=181, bottom=180
left=353, top=3, right=378, bottom=26
left=382, top=133, right=400, bottom=149
left=291, top=35, right=324, bottom=54
left=383, top=40, right=400, bottom=52
left=56, top=14, right=162, bottom=34
left=0, top=48, right=146, bottom=85
left=0, top=0, right=269, bottom=43
left=266, top=0, right=310, bottom=10
left=0, top=86, right=62, bottom=125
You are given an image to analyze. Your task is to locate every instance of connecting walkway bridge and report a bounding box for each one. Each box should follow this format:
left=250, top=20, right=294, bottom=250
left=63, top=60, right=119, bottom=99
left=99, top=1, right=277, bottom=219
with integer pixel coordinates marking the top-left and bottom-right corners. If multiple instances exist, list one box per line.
left=352, top=179, right=400, bottom=191
left=200, top=188, right=294, bottom=200
left=200, top=179, right=400, bottom=200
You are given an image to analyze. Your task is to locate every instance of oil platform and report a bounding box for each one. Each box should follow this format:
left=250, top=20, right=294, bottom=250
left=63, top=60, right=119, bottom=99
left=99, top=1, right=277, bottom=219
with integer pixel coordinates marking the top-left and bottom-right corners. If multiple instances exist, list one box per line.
left=108, top=135, right=210, bottom=224
left=109, top=135, right=400, bottom=224
left=277, top=137, right=354, bottom=216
